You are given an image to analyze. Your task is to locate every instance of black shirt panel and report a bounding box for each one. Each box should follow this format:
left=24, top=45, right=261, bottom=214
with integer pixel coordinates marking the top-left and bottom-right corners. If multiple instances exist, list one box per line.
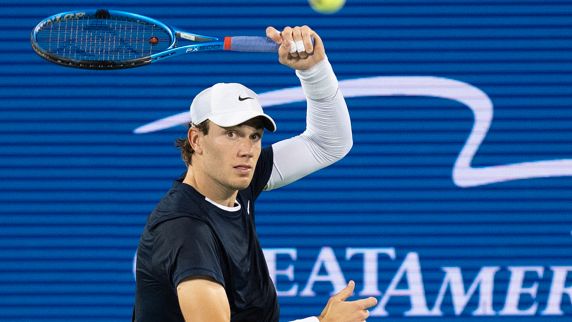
left=156, top=217, right=225, bottom=287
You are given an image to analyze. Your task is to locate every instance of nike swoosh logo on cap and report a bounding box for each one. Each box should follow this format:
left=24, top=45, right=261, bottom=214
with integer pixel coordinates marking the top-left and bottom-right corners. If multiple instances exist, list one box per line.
left=238, top=96, right=254, bottom=101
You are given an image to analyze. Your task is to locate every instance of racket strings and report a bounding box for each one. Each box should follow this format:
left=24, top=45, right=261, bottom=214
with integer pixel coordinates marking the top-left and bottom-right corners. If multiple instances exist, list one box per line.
left=36, top=14, right=171, bottom=62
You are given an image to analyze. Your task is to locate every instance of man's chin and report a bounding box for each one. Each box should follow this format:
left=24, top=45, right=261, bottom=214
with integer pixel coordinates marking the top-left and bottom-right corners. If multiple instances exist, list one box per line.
left=231, top=178, right=253, bottom=191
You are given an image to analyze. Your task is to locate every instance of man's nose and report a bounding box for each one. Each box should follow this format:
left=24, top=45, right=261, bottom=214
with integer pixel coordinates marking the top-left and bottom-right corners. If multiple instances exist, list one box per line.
left=237, top=138, right=254, bottom=157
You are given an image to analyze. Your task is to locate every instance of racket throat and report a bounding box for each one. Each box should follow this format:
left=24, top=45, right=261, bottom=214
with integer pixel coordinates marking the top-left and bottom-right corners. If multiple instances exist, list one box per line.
left=177, top=32, right=218, bottom=43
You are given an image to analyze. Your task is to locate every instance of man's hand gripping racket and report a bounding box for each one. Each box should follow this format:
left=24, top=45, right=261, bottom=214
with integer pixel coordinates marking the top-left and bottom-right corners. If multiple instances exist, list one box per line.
left=266, top=25, right=325, bottom=71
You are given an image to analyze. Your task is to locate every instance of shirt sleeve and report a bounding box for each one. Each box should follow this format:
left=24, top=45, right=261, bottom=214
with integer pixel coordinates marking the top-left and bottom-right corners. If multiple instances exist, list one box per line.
left=153, top=217, right=225, bottom=288
left=265, top=59, right=353, bottom=191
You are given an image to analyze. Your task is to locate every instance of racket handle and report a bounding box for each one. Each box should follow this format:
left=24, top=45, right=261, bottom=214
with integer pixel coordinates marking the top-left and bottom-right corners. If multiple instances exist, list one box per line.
left=225, top=36, right=279, bottom=52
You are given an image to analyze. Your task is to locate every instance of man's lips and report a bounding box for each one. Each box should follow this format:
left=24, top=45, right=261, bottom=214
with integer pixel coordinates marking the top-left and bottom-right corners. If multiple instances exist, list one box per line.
left=234, top=165, right=252, bottom=174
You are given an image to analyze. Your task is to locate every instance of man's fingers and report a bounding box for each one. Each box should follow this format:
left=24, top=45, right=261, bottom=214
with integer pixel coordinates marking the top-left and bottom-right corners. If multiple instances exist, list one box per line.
left=334, top=280, right=355, bottom=301
left=265, top=26, right=282, bottom=44
left=301, top=26, right=314, bottom=54
left=291, top=26, right=308, bottom=58
left=280, top=26, right=295, bottom=55
left=286, top=26, right=300, bottom=58
left=309, top=31, right=324, bottom=54
left=277, top=42, right=291, bottom=65
left=351, top=296, right=378, bottom=310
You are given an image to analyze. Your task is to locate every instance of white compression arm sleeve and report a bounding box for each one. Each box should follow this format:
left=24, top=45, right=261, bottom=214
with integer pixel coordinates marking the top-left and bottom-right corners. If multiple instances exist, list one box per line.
left=290, top=317, right=320, bottom=322
left=265, top=59, right=353, bottom=191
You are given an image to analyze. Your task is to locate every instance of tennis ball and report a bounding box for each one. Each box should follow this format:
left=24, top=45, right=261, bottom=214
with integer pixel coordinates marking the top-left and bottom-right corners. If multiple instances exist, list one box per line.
left=309, top=0, right=346, bottom=14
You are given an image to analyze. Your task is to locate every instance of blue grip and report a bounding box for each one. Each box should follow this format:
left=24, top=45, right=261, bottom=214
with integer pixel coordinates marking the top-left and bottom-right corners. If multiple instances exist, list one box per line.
left=228, top=36, right=279, bottom=52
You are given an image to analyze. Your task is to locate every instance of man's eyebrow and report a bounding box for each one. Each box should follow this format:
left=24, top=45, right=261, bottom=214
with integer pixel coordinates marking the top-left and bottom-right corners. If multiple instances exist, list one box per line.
left=222, top=125, right=264, bottom=132
left=220, top=125, right=242, bottom=131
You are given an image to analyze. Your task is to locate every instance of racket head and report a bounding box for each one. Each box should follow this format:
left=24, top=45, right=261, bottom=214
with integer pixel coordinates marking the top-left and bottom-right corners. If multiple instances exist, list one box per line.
left=31, top=9, right=176, bottom=69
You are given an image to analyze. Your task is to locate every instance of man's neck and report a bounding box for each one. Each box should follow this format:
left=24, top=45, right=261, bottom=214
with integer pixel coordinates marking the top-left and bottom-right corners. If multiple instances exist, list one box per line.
left=183, top=166, right=238, bottom=207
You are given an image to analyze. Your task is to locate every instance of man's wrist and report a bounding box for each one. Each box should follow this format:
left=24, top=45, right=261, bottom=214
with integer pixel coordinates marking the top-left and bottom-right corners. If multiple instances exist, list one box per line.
left=295, top=58, right=338, bottom=101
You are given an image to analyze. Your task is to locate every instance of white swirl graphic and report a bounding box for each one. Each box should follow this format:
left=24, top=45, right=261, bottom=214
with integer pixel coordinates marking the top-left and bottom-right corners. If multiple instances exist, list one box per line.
left=133, top=76, right=572, bottom=187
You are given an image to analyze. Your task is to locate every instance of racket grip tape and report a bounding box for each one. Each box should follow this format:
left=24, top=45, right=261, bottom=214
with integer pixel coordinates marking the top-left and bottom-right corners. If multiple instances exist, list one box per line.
left=225, top=36, right=279, bottom=53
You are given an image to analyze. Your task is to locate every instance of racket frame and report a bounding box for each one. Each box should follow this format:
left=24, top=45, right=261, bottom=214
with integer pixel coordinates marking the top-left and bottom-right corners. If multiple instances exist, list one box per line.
left=31, top=9, right=238, bottom=69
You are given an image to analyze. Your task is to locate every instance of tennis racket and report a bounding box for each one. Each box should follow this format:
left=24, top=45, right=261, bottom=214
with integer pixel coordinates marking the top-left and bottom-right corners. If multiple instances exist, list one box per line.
left=31, top=9, right=280, bottom=70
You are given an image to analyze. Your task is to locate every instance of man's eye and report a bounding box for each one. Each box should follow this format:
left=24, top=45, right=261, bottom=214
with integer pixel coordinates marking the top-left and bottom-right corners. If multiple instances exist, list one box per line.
left=251, top=133, right=261, bottom=140
left=226, top=131, right=237, bottom=138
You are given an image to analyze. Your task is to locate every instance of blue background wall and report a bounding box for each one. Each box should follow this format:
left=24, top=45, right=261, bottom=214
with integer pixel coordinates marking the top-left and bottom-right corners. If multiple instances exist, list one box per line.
left=2, top=0, right=572, bottom=321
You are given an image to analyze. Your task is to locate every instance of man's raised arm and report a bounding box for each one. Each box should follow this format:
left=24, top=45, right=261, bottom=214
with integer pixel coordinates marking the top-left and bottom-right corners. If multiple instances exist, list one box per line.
left=264, top=26, right=352, bottom=191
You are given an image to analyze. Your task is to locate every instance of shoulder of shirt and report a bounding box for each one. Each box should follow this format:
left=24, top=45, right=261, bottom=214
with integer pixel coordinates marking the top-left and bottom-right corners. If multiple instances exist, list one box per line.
left=146, top=183, right=210, bottom=230
left=153, top=216, right=210, bottom=234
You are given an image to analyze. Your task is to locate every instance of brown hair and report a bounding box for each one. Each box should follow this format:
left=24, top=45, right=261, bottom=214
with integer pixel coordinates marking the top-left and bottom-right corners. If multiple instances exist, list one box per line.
left=175, top=120, right=209, bottom=166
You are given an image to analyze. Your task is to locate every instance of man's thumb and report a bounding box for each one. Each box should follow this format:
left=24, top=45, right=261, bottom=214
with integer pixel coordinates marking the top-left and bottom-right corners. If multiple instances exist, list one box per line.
left=265, top=26, right=282, bottom=44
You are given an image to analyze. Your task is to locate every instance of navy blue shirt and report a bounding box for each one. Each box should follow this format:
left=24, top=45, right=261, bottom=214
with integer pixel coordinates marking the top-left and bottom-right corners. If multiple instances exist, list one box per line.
left=134, top=147, right=279, bottom=322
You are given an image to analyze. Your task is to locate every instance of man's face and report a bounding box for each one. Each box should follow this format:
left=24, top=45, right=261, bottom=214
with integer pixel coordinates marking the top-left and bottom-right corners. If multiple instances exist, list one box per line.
left=197, top=121, right=264, bottom=192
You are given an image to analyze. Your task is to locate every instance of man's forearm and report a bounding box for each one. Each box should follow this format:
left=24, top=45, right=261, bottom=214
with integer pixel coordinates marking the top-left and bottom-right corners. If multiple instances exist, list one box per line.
left=297, top=58, right=353, bottom=162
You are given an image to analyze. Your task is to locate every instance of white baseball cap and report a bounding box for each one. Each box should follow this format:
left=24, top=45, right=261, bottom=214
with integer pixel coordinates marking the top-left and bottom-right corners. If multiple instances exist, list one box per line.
left=190, top=83, right=276, bottom=132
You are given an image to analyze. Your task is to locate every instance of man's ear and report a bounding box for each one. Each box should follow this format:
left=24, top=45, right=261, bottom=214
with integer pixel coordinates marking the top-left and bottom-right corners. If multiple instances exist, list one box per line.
left=188, top=127, right=203, bottom=155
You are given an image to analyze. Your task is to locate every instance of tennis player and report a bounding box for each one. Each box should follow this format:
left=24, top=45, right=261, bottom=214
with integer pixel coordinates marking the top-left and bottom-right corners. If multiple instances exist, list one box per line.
left=133, top=25, right=377, bottom=322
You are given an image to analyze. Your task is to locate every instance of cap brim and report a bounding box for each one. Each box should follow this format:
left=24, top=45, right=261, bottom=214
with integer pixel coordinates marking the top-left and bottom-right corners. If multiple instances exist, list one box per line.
left=259, top=114, right=277, bottom=132
left=209, top=112, right=277, bottom=132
